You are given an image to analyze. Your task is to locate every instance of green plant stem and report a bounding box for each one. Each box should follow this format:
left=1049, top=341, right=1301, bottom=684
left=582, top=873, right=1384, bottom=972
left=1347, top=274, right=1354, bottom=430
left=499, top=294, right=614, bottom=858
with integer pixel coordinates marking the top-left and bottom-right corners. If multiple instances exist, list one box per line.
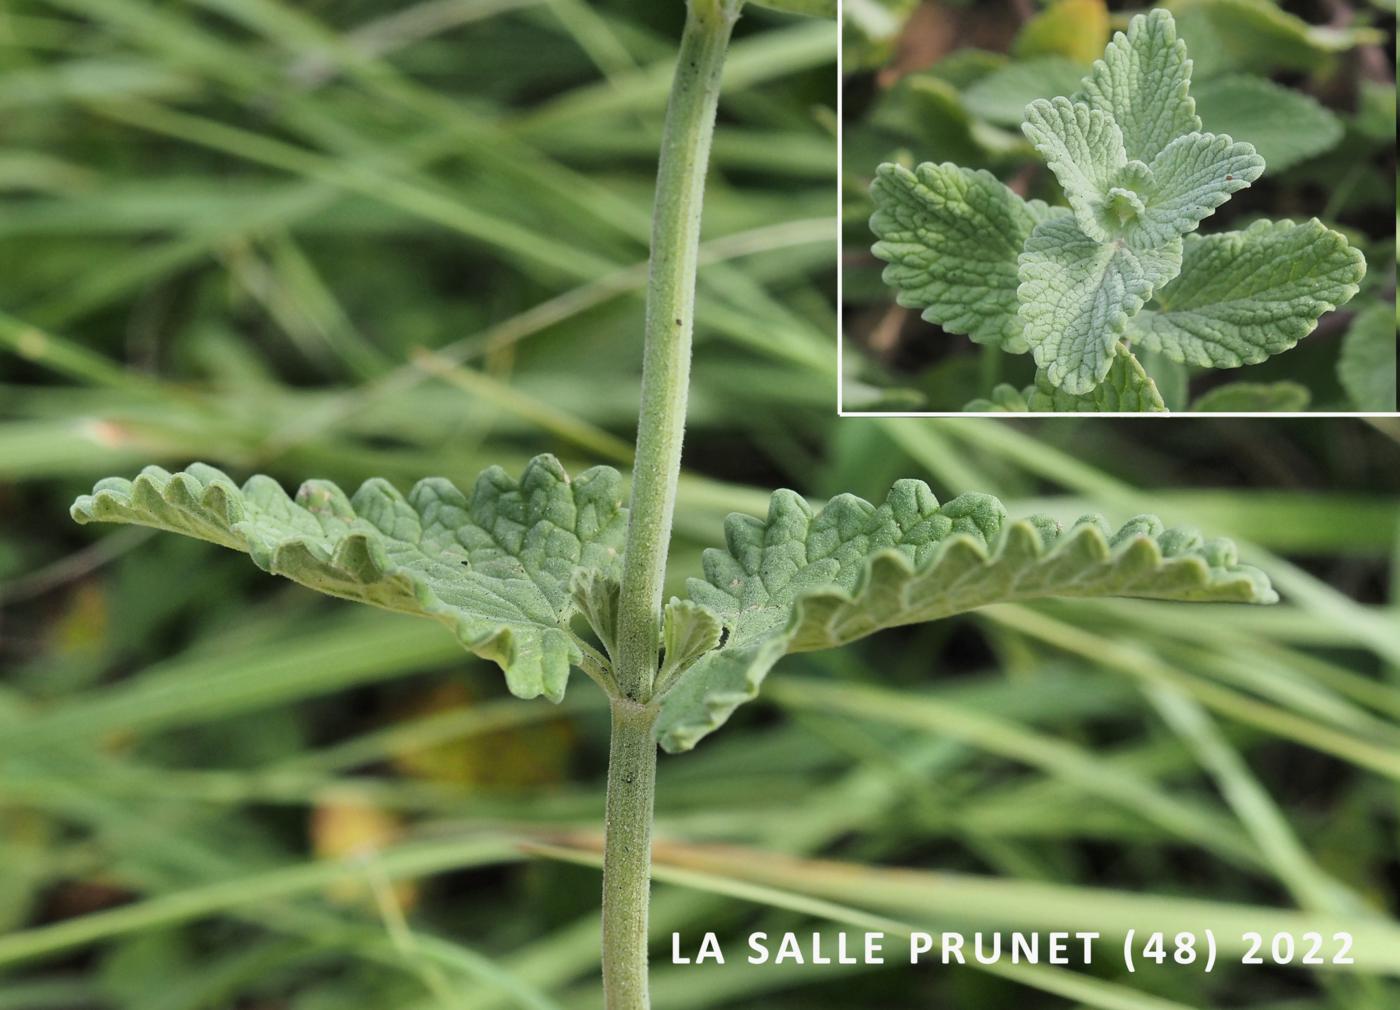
left=603, top=3, right=739, bottom=1008
left=600, top=697, right=661, bottom=1010
left=614, top=0, right=737, bottom=704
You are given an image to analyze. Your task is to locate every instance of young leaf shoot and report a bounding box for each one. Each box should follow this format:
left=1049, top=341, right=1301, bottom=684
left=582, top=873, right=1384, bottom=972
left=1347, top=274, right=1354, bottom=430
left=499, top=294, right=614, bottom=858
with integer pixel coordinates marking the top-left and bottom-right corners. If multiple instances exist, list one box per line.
left=870, top=8, right=1367, bottom=411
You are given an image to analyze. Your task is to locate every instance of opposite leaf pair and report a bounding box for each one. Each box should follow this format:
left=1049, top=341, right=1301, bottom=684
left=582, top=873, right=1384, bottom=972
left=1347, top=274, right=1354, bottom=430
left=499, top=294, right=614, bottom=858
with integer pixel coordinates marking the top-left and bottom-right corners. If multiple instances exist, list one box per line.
left=870, top=8, right=1365, bottom=406
left=73, top=455, right=1276, bottom=754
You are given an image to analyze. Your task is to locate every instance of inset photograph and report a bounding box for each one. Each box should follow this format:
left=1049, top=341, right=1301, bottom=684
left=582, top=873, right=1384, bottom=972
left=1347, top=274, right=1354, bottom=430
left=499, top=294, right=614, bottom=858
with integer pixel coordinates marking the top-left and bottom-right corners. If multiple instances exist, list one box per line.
left=840, top=0, right=1397, bottom=413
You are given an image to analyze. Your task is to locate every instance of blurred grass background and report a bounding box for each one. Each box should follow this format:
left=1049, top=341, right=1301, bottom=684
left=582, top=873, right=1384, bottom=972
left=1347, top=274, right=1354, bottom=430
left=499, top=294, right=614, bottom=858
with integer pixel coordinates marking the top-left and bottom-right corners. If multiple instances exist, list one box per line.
left=841, top=0, right=1396, bottom=412
left=3, top=2, right=1400, bottom=1009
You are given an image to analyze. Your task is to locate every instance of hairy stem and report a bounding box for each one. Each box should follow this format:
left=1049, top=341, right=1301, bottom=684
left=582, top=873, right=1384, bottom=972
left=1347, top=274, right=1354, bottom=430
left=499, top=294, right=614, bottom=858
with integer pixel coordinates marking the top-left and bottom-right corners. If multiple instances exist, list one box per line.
left=614, top=0, right=737, bottom=704
left=603, top=3, right=738, bottom=1008
left=600, top=697, right=661, bottom=1010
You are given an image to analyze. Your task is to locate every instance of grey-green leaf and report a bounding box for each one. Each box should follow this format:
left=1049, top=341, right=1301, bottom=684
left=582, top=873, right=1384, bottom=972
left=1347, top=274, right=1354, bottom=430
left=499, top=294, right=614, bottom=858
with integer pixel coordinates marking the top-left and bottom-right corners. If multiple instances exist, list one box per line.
left=870, top=163, right=1067, bottom=352
left=572, top=568, right=621, bottom=660
left=1189, top=381, right=1311, bottom=412
left=1026, top=344, right=1167, bottom=411
left=657, top=483, right=1274, bottom=752
left=1018, top=216, right=1183, bottom=393
left=1128, top=131, right=1263, bottom=249
left=1171, top=0, right=1386, bottom=79
left=1337, top=303, right=1397, bottom=412
left=1021, top=97, right=1127, bottom=243
left=1193, top=74, right=1343, bottom=172
left=658, top=599, right=724, bottom=688
left=965, top=384, right=1031, bottom=412
left=71, top=456, right=627, bottom=702
left=962, top=56, right=1089, bottom=127
left=965, top=346, right=1167, bottom=413
left=1128, top=219, right=1366, bottom=368
left=1081, top=8, right=1201, bottom=162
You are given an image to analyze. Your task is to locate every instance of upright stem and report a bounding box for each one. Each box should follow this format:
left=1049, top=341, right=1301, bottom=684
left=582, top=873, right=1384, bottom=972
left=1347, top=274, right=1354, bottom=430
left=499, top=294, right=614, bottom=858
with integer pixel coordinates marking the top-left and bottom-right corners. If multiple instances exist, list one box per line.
left=602, top=4, right=738, bottom=1009
left=614, top=0, right=738, bottom=703
left=601, top=697, right=660, bottom=1009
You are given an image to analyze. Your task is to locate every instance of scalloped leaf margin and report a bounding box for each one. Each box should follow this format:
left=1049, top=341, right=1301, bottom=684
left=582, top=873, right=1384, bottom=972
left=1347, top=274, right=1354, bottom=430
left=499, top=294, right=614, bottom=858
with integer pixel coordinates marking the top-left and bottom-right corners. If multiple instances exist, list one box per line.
left=71, top=456, right=627, bottom=702
left=656, top=482, right=1275, bottom=752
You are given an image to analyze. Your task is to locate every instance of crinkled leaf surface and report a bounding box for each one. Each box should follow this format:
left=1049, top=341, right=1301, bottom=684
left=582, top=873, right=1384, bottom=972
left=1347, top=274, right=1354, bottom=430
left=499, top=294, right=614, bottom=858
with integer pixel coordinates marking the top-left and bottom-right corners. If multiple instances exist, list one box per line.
left=1128, top=219, right=1365, bottom=368
left=965, top=346, right=1165, bottom=413
left=870, top=163, right=1066, bottom=352
left=1337, top=303, right=1397, bottom=412
left=1022, top=99, right=1261, bottom=251
left=1018, top=216, right=1183, bottom=393
left=71, top=456, right=627, bottom=702
left=1082, top=8, right=1201, bottom=161
left=657, top=483, right=1274, bottom=752
left=659, top=599, right=724, bottom=687
left=1026, top=344, right=1166, bottom=411
left=1126, top=131, right=1262, bottom=249
left=572, top=568, right=621, bottom=660
left=1193, top=75, right=1343, bottom=171
left=1021, top=97, right=1128, bottom=243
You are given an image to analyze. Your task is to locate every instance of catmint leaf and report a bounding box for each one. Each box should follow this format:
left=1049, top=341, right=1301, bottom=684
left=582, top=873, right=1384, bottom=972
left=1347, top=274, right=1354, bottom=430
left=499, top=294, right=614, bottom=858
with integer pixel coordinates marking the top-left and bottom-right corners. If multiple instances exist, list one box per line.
left=962, top=56, right=1089, bottom=127
left=1081, top=8, right=1201, bottom=162
left=964, top=384, right=1031, bottom=412
left=1128, top=219, right=1366, bottom=368
left=1018, top=216, right=1183, bottom=394
left=870, top=162, right=1067, bottom=352
left=1190, top=381, right=1311, bottom=412
left=965, top=346, right=1166, bottom=413
left=1337, top=303, right=1397, bottom=412
left=657, top=484, right=1275, bottom=752
left=1193, top=75, right=1343, bottom=171
left=658, top=599, right=724, bottom=687
left=572, top=568, right=621, bottom=659
left=1139, top=348, right=1190, bottom=411
left=1026, top=344, right=1167, bottom=411
left=1171, top=0, right=1387, bottom=78
left=925, top=49, right=1008, bottom=90
left=1122, top=131, right=1263, bottom=249
left=71, top=456, right=627, bottom=702
left=875, top=77, right=1014, bottom=166
left=1021, top=97, right=1127, bottom=243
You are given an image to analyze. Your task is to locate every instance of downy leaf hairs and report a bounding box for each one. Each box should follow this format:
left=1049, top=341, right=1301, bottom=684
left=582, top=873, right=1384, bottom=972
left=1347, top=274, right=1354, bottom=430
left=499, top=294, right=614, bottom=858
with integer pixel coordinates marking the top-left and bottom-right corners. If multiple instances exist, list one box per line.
left=869, top=8, right=1366, bottom=411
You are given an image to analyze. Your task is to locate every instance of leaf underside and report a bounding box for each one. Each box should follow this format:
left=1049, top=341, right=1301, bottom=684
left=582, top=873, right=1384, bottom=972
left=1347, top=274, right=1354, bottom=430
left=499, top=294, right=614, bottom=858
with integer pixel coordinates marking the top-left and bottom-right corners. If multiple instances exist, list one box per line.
left=657, top=481, right=1275, bottom=752
left=71, top=456, right=627, bottom=702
